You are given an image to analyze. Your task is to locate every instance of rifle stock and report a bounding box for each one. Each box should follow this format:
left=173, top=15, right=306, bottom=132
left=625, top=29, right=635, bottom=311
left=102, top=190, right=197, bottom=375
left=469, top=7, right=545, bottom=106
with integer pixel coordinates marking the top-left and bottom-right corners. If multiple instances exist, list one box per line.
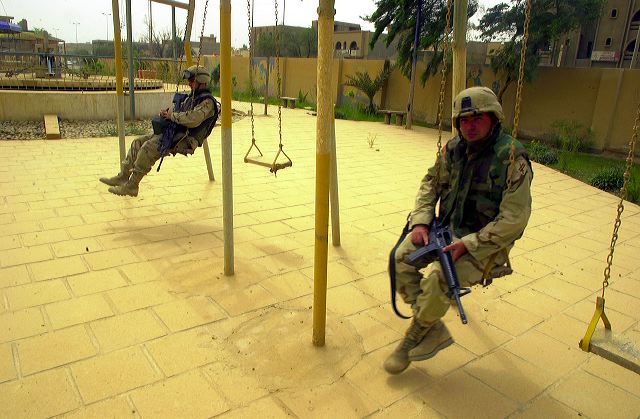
left=405, top=220, right=470, bottom=324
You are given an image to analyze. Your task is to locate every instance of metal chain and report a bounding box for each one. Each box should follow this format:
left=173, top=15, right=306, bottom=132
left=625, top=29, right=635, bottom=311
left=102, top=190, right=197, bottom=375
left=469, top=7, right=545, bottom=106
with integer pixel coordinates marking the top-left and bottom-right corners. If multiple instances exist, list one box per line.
left=194, top=0, right=210, bottom=70
left=275, top=0, right=283, bottom=147
left=602, top=102, right=640, bottom=296
left=174, top=16, right=192, bottom=92
left=172, top=0, right=209, bottom=107
left=508, top=0, right=532, bottom=190
left=246, top=0, right=256, bottom=142
left=434, top=0, right=453, bottom=186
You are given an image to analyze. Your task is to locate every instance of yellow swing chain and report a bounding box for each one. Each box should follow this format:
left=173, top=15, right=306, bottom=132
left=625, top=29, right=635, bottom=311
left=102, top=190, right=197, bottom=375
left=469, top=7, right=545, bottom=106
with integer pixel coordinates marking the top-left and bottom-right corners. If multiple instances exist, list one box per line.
left=580, top=101, right=639, bottom=352
left=246, top=0, right=257, bottom=147
left=271, top=0, right=292, bottom=172
left=602, top=103, right=640, bottom=295
left=507, top=0, right=532, bottom=190
left=433, top=0, right=453, bottom=182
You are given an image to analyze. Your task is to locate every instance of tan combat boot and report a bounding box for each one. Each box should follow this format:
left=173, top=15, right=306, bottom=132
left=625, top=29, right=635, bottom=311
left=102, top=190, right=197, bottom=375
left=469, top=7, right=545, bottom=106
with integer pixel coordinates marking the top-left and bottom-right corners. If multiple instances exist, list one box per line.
left=99, top=171, right=129, bottom=187
left=407, top=320, right=453, bottom=361
left=108, top=171, right=143, bottom=197
left=383, top=320, right=430, bottom=375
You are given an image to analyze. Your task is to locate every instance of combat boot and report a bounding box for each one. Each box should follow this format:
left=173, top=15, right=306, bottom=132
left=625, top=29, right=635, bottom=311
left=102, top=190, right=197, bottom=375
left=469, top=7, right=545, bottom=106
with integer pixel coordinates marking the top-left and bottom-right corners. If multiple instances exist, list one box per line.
left=99, top=171, right=129, bottom=187
left=383, top=319, right=430, bottom=375
left=407, top=320, right=453, bottom=361
left=108, top=171, right=143, bottom=197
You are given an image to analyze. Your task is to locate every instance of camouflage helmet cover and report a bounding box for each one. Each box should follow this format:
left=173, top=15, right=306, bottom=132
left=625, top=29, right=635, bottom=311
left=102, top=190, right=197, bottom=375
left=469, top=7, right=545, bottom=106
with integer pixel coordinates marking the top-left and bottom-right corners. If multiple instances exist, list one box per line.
left=452, top=86, right=504, bottom=128
left=183, top=65, right=210, bottom=84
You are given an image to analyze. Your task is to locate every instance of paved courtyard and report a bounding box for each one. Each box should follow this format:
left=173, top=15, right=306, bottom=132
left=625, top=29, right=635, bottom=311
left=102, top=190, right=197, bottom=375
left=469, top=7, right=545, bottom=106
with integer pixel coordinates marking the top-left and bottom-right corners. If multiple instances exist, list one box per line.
left=1, top=102, right=639, bottom=418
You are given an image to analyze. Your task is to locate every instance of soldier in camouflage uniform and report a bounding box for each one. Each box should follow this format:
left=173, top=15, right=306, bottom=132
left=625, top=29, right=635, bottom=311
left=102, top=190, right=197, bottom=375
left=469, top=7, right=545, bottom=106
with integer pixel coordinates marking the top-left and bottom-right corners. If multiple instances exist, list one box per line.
left=100, top=65, right=218, bottom=197
left=384, top=86, right=533, bottom=374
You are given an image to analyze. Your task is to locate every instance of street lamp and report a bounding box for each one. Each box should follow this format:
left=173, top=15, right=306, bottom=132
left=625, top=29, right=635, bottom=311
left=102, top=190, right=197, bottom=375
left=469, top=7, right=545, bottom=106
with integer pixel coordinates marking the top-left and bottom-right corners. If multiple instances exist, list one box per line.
left=72, top=22, right=80, bottom=43
left=101, top=12, right=111, bottom=42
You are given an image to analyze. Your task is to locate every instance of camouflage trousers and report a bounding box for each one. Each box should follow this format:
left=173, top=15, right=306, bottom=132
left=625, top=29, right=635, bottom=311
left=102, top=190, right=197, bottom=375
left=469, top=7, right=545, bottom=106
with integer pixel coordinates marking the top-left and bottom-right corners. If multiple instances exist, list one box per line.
left=393, top=234, right=485, bottom=324
left=122, top=134, right=162, bottom=176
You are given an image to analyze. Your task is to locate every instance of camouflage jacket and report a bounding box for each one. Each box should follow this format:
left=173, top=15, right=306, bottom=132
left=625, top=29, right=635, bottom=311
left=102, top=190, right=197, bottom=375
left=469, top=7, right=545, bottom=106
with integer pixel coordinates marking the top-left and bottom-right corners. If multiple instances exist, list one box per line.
left=409, top=128, right=533, bottom=262
left=170, top=88, right=219, bottom=149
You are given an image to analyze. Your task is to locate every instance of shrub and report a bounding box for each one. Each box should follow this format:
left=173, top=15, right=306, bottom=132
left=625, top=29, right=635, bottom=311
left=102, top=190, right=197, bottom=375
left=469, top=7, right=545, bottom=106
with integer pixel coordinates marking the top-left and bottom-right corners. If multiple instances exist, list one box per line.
left=211, top=63, right=220, bottom=87
left=590, top=166, right=624, bottom=192
left=527, top=140, right=558, bottom=165
left=551, top=119, right=594, bottom=152
left=626, top=177, right=640, bottom=202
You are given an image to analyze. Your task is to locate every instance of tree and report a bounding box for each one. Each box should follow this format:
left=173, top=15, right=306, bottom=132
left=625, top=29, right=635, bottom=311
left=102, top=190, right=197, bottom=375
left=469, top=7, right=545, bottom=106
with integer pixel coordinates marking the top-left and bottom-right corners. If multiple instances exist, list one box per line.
left=253, top=32, right=276, bottom=57
left=345, top=61, right=392, bottom=114
left=139, top=14, right=185, bottom=58
left=477, top=0, right=604, bottom=102
left=367, top=0, right=477, bottom=85
left=282, top=28, right=318, bottom=58
left=32, top=27, right=51, bottom=38
left=255, top=32, right=276, bottom=57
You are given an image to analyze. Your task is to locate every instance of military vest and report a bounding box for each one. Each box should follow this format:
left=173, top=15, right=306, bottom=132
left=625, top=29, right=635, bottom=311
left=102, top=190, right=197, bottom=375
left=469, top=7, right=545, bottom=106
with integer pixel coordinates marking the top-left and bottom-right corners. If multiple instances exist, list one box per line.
left=179, top=88, right=220, bottom=146
left=439, top=129, right=531, bottom=238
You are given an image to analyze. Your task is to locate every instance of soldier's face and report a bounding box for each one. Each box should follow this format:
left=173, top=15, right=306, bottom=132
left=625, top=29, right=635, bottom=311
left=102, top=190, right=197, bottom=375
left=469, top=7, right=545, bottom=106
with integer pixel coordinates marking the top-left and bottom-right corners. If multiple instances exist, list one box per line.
left=459, top=113, right=494, bottom=142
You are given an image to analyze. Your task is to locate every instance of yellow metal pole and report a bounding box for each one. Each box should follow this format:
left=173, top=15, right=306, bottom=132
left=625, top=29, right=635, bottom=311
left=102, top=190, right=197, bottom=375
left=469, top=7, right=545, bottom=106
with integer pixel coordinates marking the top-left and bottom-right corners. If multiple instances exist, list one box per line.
left=313, top=0, right=335, bottom=347
left=220, top=0, right=234, bottom=276
left=452, top=0, right=468, bottom=134
left=184, top=0, right=195, bottom=65
left=111, top=0, right=126, bottom=165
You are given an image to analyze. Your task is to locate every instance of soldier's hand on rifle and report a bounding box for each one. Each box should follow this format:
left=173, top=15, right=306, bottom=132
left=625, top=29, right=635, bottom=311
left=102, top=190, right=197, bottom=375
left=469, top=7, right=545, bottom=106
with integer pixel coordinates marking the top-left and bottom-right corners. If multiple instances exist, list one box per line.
left=160, top=108, right=172, bottom=119
left=443, top=241, right=467, bottom=262
left=410, top=224, right=430, bottom=246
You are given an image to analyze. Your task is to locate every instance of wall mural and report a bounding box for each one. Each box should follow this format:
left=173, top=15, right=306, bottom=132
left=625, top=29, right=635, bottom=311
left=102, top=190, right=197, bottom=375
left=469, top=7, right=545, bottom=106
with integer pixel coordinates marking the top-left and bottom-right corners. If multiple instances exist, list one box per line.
left=466, top=63, right=501, bottom=96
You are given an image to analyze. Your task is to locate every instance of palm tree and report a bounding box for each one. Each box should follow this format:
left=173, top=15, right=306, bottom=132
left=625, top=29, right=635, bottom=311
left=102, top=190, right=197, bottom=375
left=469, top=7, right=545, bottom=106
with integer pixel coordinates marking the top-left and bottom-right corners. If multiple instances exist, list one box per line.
left=345, top=62, right=392, bottom=114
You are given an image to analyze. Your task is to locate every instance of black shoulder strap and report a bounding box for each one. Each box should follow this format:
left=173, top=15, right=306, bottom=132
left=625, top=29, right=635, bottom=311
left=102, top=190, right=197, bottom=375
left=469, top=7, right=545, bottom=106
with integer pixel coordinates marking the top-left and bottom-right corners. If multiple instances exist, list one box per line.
left=388, top=214, right=412, bottom=320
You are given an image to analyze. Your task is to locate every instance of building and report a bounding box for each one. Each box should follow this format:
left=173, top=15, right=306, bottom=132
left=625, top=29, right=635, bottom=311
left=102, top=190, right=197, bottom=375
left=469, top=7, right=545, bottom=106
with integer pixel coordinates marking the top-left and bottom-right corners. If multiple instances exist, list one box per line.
left=199, top=34, right=220, bottom=55
left=250, top=20, right=397, bottom=60
left=309, top=20, right=397, bottom=60
left=250, top=25, right=315, bottom=57
left=555, top=0, right=639, bottom=68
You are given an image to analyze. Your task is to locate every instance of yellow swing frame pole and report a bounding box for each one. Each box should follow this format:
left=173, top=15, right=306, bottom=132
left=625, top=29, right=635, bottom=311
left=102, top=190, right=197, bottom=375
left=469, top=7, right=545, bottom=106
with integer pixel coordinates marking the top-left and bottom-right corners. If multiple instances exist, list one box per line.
left=312, top=0, right=335, bottom=347
left=184, top=0, right=194, bottom=65
left=111, top=0, right=126, bottom=166
left=220, top=0, right=234, bottom=276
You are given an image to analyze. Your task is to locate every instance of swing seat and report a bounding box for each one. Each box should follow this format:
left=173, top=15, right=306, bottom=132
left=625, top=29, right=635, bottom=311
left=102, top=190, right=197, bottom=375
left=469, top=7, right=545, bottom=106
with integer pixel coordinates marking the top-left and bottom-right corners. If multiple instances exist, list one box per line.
left=580, top=297, right=640, bottom=374
left=585, top=329, right=640, bottom=374
left=244, top=141, right=292, bottom=175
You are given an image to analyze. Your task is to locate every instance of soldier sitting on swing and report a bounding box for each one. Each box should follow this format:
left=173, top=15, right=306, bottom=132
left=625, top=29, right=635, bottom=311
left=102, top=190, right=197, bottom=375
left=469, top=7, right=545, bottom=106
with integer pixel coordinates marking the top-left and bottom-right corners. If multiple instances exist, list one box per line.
left=100, top=65, right=220, bottom=197
left=385, top=86, right=533, bottom=374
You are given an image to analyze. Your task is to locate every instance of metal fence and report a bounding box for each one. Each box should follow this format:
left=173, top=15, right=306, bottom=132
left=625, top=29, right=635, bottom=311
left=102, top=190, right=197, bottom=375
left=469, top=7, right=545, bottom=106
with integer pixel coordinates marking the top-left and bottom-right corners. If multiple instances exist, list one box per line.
left=0, top=51, right=191, bottom=91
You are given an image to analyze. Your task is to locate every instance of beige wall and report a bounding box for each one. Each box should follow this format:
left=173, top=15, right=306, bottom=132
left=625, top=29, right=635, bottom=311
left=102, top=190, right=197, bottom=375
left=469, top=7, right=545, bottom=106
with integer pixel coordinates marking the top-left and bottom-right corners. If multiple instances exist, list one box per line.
left=3, top=56, right=638, bottom=154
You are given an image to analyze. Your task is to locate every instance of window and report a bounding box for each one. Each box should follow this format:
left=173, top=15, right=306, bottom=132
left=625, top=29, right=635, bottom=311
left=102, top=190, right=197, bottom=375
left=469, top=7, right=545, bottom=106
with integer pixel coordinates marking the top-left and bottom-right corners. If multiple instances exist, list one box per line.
left=335, top=42, right=342, bottom=50
left=605, top=37, right=612, bottom=47
left=349, top=41, right=358, bottom=50
left=610, top=8, right=618, bottom=18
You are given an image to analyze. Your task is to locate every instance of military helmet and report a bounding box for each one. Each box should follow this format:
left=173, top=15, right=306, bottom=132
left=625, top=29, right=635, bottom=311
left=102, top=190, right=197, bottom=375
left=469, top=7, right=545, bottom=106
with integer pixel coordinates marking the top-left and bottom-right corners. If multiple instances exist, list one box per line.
left=452, top=86, right=504, bottom=128
left=183, top=65, right=210, bottom=84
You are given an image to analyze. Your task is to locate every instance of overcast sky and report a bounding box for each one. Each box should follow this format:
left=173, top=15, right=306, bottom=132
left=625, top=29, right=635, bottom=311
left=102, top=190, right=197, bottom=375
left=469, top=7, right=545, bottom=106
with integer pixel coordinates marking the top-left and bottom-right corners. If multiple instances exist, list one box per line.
left=2, top=0, right=376, bottom=46
left=1, top=0, right=498, bottom=47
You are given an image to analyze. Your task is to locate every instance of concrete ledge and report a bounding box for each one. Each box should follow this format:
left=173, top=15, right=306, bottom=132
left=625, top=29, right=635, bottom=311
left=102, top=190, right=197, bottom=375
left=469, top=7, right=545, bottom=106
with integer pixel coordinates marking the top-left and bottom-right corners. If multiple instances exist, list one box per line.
left=44, top=114, right=61, bottom=139
left=0, top=86, right=186, bottom=121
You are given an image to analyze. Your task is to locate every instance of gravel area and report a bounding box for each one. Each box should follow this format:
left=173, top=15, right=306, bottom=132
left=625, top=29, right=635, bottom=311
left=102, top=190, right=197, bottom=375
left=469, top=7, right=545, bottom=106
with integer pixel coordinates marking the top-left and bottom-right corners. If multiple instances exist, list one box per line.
left=0, top=110, right=247, bottom=141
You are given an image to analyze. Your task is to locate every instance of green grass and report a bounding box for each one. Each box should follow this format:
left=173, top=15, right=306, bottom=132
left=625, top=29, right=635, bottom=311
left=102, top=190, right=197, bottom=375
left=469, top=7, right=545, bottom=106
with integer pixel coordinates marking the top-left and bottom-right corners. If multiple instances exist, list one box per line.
left=209, top=86, right=283, bottom=107
left=532, top=147, right=640, bottom=203
left=334, top=104, right=384, bottom=122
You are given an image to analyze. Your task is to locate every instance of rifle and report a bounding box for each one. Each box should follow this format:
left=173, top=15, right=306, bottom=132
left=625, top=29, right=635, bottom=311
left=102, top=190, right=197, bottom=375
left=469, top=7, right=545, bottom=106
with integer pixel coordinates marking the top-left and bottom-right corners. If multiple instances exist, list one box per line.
left=405, top=219, right=471, bottom=324
left=156, top=93, right=189, bottom=172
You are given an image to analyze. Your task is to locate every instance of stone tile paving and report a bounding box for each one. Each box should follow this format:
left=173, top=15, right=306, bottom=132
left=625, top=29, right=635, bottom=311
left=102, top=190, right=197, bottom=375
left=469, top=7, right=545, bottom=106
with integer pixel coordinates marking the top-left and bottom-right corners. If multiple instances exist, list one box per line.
left=0, top=102, right=639, bottom=418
